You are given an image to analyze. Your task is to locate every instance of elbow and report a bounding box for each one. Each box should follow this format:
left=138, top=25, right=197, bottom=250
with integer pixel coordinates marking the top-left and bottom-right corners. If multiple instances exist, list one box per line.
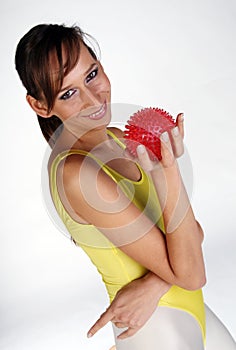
left=198, top=272, right=207, bottom=289
left=176, top=270, right=207, bottom=291
left=185, top=274, right=207, bottom=291
left=184, top=273, right=206, bottom=291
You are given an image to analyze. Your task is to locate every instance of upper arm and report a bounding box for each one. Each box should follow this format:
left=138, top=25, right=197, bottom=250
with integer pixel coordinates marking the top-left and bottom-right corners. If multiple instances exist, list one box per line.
left=59, top=154, right=187, bottom=287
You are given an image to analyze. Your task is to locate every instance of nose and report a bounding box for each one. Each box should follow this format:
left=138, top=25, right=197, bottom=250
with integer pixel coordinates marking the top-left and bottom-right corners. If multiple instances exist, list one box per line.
left=81, top=87, right=101, bottom=109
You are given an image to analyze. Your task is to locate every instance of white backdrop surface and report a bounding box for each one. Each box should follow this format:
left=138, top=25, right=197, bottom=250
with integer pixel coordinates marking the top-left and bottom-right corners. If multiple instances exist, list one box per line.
left=1, top=0, right=236, bottom=349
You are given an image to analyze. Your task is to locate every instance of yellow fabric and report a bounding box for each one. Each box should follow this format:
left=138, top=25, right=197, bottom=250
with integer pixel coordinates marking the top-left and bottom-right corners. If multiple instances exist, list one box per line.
left=49, top=129, right=205, bottom=341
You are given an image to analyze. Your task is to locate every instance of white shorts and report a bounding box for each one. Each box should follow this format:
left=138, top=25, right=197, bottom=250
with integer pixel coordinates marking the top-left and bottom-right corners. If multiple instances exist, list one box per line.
left=112, top=304, right=236, bottom=350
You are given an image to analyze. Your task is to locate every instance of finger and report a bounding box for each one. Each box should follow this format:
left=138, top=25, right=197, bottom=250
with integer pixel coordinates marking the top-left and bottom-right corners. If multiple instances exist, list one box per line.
left=113, top=315, right=141, bottom=328
left=160, top=131, right=175, bottom=168
left=87, top=309, right=113, bottom=338
left=114, top=322, right=128, bottom=328
left=136, top=144, right=155, bottom=172
left=123, top=148, right=136, bottom=160
left=170, top=126, right=184, bottom=158
left=176, top=113, right=184, bottom=139
left=117, top=326, right=141, bottom=339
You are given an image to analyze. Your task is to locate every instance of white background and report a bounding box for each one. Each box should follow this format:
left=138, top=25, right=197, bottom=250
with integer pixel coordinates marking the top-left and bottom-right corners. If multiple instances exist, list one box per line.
left=1, top=0, right=236, bottom=349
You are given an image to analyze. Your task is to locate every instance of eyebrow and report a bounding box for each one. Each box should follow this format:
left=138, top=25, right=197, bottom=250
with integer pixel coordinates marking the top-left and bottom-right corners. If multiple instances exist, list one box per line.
left=59, top=63, right=97, bottom=94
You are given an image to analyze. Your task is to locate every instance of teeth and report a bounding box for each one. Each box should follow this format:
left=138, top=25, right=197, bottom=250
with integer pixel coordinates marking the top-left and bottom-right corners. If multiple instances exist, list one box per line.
left=79, top=102, right=106, bottom=120
left=89, top=103, right=105, bottom=118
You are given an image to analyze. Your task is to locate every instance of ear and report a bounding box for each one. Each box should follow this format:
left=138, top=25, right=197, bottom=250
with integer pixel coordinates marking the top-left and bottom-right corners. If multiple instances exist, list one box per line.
left=26, top=94, right=53, bottom=118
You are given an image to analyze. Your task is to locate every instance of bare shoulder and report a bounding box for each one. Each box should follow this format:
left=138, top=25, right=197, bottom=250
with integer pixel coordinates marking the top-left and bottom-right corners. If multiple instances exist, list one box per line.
left=59, top=151, right=121, bottom=202
left=59, top=151, right=129, bottom=224
left=56, top=152, right=105, bottom=223
left=58, top=152, right=94, bottom=187
left=107, top=127, right=125, bottom=138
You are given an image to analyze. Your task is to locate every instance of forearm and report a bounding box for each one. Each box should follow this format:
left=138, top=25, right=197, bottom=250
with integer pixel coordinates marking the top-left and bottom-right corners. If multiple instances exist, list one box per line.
left=151, top=164, right=206, bottom=289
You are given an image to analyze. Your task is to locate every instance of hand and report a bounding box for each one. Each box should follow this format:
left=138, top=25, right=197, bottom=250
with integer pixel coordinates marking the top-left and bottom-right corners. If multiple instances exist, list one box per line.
left=87, top=272, right=171, bottom=340
left=160, top=112, right=185, bottom=167
left=136, top=112, right=185, bottom=172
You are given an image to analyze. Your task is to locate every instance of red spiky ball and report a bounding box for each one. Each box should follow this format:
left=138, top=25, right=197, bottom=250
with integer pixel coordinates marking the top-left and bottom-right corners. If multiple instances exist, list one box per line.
left=124, top=107, right=176, bottom=160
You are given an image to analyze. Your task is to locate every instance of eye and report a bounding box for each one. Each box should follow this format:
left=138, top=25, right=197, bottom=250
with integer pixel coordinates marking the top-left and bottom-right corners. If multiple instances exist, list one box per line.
left=60, top=89, right=77, bottom=100
left=85, top=67, right=98, bottom=84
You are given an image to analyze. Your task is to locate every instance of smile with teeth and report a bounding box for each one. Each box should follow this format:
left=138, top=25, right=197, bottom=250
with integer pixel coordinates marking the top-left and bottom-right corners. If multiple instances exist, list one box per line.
left=82, top=102, right=107, bottom=120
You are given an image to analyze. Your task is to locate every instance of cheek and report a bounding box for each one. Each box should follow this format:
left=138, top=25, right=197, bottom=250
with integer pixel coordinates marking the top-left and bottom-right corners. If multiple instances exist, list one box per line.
left=53, top=100, right=83, bottom=120
left=97, top=69, right=111, bottom=93
left=104, top=73, right=111, bottom=89
left=101, top=75, right=111, bottom=94
left=92, top=80, right=111, bottom=97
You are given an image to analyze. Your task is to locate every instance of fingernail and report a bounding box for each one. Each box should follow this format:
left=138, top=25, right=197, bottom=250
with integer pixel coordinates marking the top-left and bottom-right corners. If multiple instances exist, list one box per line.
left=172, top=126, right=179, bottom=136
left=179, top=113, right=184, bottom=122
left=87, top=332, right=93, bottom=338
left=137, top=144, right=145, bottom=154
left=160, top=131, right=169, bottom=143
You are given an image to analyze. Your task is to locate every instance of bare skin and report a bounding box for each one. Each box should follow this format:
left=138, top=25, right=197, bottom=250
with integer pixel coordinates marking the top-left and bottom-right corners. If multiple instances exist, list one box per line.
left=27, top=43, right=206, bottom=343
left=89, top=271, right=171, bottom=340
left=58, top=117, right=205, bottom=289
left=87, top=114, right=205, bottom=340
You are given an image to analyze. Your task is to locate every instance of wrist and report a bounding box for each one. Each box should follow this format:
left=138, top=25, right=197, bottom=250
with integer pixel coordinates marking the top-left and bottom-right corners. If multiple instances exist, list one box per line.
left=143, top=271, right=171, bottom=295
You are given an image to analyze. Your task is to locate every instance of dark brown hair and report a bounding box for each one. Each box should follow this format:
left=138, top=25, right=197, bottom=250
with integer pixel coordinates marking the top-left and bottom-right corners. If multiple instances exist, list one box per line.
left=15, top=23, right=98, bottom=147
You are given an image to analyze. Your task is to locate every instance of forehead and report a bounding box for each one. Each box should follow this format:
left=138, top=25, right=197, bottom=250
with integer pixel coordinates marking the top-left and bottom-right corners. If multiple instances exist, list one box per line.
left=63, top=49, right=97, bottom=94
left=70, top=43, right=97, bottom=70
left=51, top=41, right=94, bottom=70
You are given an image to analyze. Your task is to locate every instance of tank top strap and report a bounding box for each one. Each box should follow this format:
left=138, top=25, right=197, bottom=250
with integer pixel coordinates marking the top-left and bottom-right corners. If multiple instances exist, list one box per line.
left=50, top=128, right=164, bottom=232
left=106, top=128, right=126, bottom=149
left=51, top=128, right=125, bottom=177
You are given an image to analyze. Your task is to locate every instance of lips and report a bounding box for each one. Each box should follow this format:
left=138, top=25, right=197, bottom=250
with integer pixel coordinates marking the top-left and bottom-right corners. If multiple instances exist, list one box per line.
left=81, top=101, right=107, bottom=120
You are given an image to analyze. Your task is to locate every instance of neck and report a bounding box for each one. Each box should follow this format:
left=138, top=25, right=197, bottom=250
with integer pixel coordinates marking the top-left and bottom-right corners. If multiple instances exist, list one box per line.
left=56, top=125, right=110, bottom=153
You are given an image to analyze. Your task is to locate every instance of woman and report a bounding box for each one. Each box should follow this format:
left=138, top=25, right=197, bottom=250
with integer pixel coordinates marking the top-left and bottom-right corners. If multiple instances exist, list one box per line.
left=15, top=23, right=235, bottom=349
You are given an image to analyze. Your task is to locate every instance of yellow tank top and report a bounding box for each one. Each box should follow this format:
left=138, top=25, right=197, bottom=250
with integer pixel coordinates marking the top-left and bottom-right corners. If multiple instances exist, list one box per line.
left=49, top=129, right=205, bottom=340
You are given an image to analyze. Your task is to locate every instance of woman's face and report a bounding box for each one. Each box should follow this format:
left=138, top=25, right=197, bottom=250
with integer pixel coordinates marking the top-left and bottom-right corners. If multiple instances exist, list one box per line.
left=49, top=43, right=111, bottom=135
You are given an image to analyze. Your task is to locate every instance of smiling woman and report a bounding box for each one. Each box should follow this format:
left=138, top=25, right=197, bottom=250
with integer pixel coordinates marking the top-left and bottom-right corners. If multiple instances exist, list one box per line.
left=15, top=23, right=236, bottom=350
left=15, top=24, right=110, bottom=148
left=26, top=42, right=112, bottom=145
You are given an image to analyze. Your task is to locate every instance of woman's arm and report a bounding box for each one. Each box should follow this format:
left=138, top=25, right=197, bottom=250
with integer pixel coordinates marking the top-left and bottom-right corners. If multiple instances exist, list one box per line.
left=134, top=114, right=206, bottom=289
left=61, top=117, right=206, bottom=290
left=87, top=217, right=205, bottom=340
left=86, top=115, right=205, bottom=340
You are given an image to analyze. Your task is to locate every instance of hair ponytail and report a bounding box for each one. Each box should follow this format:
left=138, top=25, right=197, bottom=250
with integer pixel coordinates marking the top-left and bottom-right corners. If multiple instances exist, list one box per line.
left=37, top=115, right=63, bottom=148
